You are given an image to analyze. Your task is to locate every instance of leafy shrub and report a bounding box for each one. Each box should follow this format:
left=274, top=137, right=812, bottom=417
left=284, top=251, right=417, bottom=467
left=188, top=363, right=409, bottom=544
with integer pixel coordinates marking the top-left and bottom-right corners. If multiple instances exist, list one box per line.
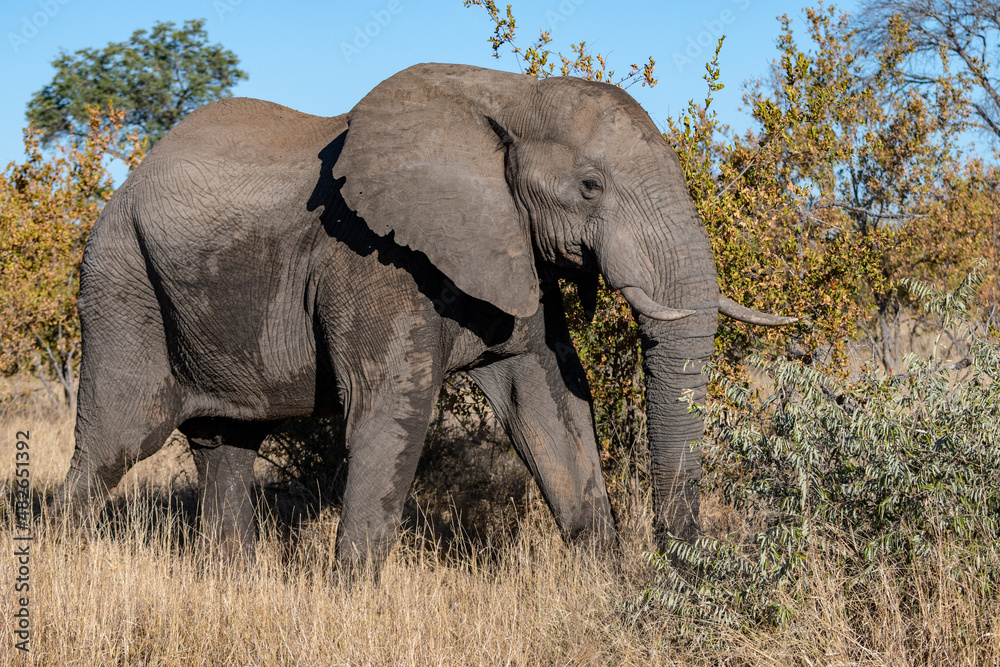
left=561, top=278, right=649, bottom=513
left=0, top=106, right=145, bottom=408
left=259, top=416, right=349, bottom=508
left=646, top=269, right=1000, bottom=629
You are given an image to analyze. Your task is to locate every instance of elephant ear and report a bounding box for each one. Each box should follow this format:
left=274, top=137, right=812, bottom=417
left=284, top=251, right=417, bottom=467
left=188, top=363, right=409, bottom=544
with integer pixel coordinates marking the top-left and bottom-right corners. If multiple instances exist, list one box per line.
left=333, top=63, right=539, bottom=318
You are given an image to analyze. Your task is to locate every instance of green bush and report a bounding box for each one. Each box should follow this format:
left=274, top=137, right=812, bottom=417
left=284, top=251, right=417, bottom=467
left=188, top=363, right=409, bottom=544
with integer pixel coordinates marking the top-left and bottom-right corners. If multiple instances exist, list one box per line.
left=560, top=277, right=647, bottom=514
left=646, top=268, right=1000, bottom=628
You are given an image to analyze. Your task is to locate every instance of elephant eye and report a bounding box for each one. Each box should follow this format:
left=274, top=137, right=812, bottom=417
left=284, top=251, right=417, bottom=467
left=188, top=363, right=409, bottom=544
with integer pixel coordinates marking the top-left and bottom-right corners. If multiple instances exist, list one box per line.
left=580, top=178, right=604, bottom=199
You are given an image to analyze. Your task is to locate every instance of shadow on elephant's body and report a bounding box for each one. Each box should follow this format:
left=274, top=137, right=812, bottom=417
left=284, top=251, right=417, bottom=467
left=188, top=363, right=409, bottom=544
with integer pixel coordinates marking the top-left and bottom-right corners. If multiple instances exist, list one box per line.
left=304, top=132, right=593, bottom=412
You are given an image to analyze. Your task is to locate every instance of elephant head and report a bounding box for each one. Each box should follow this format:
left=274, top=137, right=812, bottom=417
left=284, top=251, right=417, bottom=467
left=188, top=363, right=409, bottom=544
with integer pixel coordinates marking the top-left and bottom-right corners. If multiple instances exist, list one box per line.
left=333, top=63, right=792, bottom=541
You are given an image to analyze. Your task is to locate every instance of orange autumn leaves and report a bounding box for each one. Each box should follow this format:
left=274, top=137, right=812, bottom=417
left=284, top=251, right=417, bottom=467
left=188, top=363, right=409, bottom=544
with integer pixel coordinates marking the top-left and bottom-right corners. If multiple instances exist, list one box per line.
left=1, top=107, right=145, bottom=405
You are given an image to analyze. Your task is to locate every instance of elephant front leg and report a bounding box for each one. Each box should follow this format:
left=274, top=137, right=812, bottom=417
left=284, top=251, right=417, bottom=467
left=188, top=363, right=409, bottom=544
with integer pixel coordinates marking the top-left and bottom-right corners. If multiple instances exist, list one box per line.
left=336, top=383, right=437, bottom=575
left=470, top=354, right=616, bottom=549
left=468, top=289, right=617, bottom=548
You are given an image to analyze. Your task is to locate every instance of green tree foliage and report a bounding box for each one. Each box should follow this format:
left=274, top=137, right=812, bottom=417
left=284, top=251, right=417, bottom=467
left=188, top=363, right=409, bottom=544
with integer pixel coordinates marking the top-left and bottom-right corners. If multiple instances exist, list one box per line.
left=668, top=6, right=972, bottom=375
left=26, top=19, right=246, bottom=147
left=904, top=158, right=1000, bottom=306
left=0, top=108, right=145, bottom=408
left=463, top=0, right=656, bottom=87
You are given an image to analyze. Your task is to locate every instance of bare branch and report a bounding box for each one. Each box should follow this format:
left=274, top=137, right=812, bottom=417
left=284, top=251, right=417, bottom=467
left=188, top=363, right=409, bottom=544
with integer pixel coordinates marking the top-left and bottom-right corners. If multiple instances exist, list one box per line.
left=858, top=0, right=1000, bottom=140
left=810, top=200, right=930, bottom=220
left=32, top=352, right=60, bottom=407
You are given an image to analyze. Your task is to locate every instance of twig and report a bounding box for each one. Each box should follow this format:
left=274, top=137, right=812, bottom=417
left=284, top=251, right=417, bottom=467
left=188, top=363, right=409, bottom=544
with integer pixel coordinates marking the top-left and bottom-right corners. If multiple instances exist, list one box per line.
left=33, top=353, right=60, bottom=407
left=35, top=334, right=70, bottom=402
left=892, top=358, right=972, bottom=381
left=715, top=144, right=766, bottom=199
left=810, top=201, right=929, bottom=221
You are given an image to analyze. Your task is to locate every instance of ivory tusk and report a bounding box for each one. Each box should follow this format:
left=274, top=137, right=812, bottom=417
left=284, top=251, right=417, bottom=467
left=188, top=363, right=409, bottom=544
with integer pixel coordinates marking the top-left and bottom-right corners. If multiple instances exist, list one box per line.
left=718, top=295, right=797, bottom=326
left=620, top=286, right=696, bottom=322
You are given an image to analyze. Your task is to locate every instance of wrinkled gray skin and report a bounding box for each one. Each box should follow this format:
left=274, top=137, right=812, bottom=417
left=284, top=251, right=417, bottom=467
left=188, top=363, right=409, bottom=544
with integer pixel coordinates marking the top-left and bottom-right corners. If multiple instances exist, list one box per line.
left=56, top=63, right=789, bottom=568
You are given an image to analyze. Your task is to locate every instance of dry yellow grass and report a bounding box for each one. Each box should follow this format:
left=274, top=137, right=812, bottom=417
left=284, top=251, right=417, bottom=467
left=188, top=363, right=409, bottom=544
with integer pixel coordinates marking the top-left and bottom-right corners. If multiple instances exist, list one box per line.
left=2, top=390, right=998, bottom=666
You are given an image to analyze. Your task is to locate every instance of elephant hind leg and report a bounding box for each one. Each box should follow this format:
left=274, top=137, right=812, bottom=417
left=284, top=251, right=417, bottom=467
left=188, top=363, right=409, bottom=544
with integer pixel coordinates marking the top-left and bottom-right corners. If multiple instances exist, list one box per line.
left=56, top=409, right=180, bottom=528
left=54, top=355, right=181, bottom=529
left=181, top=417, right=276, bottom=563
left=55, top=220, right=182, bottom=528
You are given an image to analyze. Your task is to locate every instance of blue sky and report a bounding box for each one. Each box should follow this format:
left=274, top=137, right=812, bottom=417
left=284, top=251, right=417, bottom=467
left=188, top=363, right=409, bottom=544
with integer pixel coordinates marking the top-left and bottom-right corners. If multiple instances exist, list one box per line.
left=0, top=0, right=860, bottom=169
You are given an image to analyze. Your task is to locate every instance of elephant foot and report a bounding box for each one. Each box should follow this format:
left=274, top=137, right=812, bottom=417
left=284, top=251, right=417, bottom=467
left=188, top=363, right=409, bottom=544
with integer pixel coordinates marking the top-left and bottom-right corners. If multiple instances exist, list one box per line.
left=334, top=556, right=385, bottom=590
left=334, top=516, right=399, bottom=586
left=48, top=480, right=112, bottom=547
left=564, top=509, right=618, bottom=558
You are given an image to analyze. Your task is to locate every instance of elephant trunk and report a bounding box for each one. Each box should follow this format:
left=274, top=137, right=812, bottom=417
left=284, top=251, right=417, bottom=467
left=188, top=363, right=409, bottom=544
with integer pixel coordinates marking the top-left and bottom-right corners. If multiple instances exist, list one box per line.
left=594, top=184, right=719, bottom=544
left=640, top=311, right=716, bottom=542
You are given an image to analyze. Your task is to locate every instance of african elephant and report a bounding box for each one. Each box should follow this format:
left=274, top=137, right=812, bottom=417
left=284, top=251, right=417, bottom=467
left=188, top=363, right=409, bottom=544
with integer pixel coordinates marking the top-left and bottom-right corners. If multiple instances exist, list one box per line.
left=55, top=63, right=792, bottom=568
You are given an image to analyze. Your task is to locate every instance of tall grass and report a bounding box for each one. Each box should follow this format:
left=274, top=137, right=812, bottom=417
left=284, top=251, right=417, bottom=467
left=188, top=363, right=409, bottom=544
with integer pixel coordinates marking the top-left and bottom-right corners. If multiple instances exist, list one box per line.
left=2, top=391, right=999, bottom=665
